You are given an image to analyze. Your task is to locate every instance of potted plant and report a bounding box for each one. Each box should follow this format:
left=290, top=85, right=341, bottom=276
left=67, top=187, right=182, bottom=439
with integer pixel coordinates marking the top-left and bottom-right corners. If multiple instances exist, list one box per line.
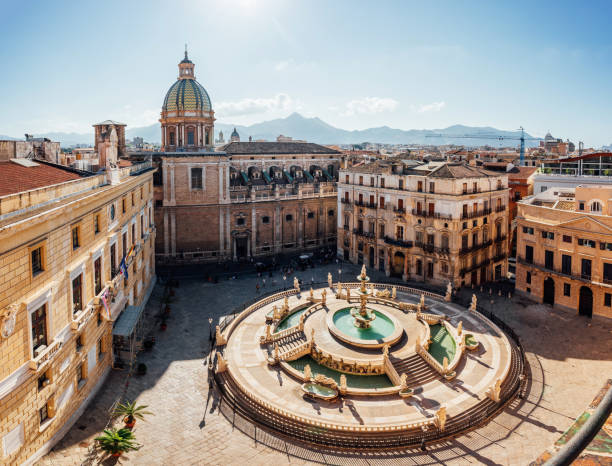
left=95, top=428, right=139, bottom=458
left=113, top=401, right=153, bottom=428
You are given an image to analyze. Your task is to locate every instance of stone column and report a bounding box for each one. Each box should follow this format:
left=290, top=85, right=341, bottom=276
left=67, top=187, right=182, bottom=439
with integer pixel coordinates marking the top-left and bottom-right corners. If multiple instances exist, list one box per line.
left=170, top=164, right=176, bottom=205
left=219, top=209, right=224, bottom=256
left=251, top=207, right=257, bottom=256
left=161, top=125, right=166, bottom=150
left=233, top=237, right=237, bottom=261
left=385, top=247, right=391, bottom=277
left=402, top=254, right=409, bottom=281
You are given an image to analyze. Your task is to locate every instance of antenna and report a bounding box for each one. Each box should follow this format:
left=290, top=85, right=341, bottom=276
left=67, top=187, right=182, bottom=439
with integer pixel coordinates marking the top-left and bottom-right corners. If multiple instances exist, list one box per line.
left=184, top=43, right=188, bottom=59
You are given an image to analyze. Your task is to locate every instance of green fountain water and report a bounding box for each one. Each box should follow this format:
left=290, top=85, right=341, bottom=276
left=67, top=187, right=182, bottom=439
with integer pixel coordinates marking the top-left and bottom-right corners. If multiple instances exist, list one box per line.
left=333, top=308, right=395, bottom=340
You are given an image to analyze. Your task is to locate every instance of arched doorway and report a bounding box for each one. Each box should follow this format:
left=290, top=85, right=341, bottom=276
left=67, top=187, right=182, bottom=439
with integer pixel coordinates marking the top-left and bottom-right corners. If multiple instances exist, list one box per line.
left=543, top=277, right=555, bottom=305
left=579, top=286, right=593, bottom=318
left=392, top=251, right=404, bottom=277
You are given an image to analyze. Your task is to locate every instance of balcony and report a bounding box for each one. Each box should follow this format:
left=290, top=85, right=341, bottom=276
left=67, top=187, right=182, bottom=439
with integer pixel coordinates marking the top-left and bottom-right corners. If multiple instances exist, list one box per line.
left=415, top=242, right=435, bottom=253
left=29, top=339, right=61, bottom=373
left=492, top=253, right=507, bottom=263
left=384, top=236, right=413, bottom=248
left=353, top=228, right=376, bottom=240
left=459, top=258, right=491, bottom=276
left=393, top=206, right=406, bottom=214
left=460, top=240, right=492, bottom=255
left=495, top=205, right=507, bottom=213
left=411, top=209, right=453, bottom=221
left=494, top=235, right=507, bottom=243
left=341, top=198, right=352, bottom=205
left=460, top=208, right=492, bottom=220
left=517, top=257, right=593, bottom=283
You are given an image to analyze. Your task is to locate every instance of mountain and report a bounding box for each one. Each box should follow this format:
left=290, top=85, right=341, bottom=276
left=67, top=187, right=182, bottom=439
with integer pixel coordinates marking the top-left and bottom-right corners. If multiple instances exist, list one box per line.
left=1, top=113, right=540, bottom=148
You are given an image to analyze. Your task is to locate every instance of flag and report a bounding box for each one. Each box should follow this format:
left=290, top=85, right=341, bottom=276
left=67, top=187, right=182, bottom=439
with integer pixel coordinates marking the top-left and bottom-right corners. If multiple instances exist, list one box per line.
left=119, top=257, right=129, bottom=280
left=100, top=290, right=111, bottom=320
left=126, top=244, right=136, bottom=262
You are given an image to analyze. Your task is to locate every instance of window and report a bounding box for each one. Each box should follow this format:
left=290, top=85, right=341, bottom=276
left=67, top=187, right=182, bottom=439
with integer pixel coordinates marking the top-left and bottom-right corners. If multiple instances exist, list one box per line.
left=31, top=246, right=44, bottom=276
left=131, top=192, right=135, bottom=207
left=604, top=263, right=612, bottom=283
left=31, top=304, right=47, bottom=354
left=76, top=335, right=83, bottom=352
left=191, top=168, right=203, bottom=190
left=359, top=176, right=363, bottom=185
left=428, top=203, right=435, bottom=216
left=579, top=202, right=585, bottom=211
left=110, top=204, right=116, bottom=220
left=606, top=293, right=612, bottom=307
left=380, top=178, right=385, bottom=188
left=472, top=232, right=478, bottom=247
left=591, top=201, right=602, bottom=212
left=541, top=231, right=554, bottom=240
left=581, top=258, right=592, bottom=279
left=344, top=192, right=349, bottom=202
left=39, top=404, right=49, bottom=424
left=380, top=197, right=385, bottom=208
left=122, top=198, right=126, bottom=213
left=398, top=179, right=404, bottom=189
left=369, top=195, right=375, bottom=206
left=77, top=362, right=85, bottom=384
left=262, top=216, right=270, bottom=224
left=526, top=271, right=531, bottom=284
left=564, top=284, right=571, bottom=297
left=358, top=193, right=363, bottom=205
left=237, top=218, right=245, bottom=226
left=328, top=209, right=334, bottom=217
left=94, top=214, right=100, bottom=234
left=285, top=214, right=293, bottom=221
left=379, top=223, right=385, bottom=237
left=140, top=187, right=143, bottom=200
left=72, top=274, right=82, bottom=314
left=110, top=243, right=117, bottom=275
left=369, top=221, right=375, bottom=233
left=429, top=182, right=435, bottom=193
left=397, top=199, right=404, bottom=211
left=187, top=130, right=194, bottom=145
left=441, top=262, right=448, bottom=274
left=562, top=255, right=572, bottom=275
left=417, top=181, right=423, bottom=192
left=462, top=204, right=468, bottom=217
left=416, top=202, right=422, bottom=214
left=307, top=212, right=314, bottom=219
left=522, top=226, right=534, bottom=235
left=563, top=235, right=572, bottom=243
left=472, top=182, right=477, bottom=193
left=525, top=245, right=534, bottom=264
left=462, top=234, right=468, bottom=250
left=462, top=183, right=467, bottom=194
left=370, top=177, right=374, bottom=187
left=71, top=226, right=80, bottom=250
left=427, top=234, right=434, bottom=245
left=545, top=250, right=554, bottom=270
left=427, top=262, right=434, bottom=278
left=345, top=175, right=349, bottom=183
left=578, top=238, right=596, bottom=248
left=98, top=338, right=103, bottom=358
left=94, top=258, right=102, bottom=295
left=396, top=225, right=404, bottom=240
left=441, top=235, right=449, bottom=249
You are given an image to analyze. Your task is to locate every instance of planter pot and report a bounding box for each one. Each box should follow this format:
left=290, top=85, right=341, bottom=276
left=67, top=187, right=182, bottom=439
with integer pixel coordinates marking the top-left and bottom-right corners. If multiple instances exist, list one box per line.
left=112, top=452, right=122, bottom=458
left=124, top=417, right=135, bottom=428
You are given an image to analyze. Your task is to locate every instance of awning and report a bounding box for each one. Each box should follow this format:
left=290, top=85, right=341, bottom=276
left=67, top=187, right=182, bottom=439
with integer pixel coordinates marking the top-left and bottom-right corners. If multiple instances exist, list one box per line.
left=112, top=305, right=143, bottom=338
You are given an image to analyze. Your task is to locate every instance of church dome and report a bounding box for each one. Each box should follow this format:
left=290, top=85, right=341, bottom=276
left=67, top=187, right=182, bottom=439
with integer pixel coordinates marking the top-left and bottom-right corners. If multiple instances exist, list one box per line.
left=163, top=79, right=212, bottom=112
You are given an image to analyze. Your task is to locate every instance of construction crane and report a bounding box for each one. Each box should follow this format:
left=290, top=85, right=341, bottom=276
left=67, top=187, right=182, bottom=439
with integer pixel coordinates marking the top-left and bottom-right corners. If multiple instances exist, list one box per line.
left=425, top=127, right=541, bottom=166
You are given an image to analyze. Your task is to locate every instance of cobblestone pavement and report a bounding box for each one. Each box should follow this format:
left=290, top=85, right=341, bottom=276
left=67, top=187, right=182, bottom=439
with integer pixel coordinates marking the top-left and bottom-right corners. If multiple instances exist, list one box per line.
left=38, top=265, right=612, bottom=466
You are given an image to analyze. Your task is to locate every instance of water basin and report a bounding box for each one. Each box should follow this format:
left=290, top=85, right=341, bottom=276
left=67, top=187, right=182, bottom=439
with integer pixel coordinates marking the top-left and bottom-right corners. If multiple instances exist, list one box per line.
left=333, top=307, right=395, bottom=340
left=275, top=306, right=307, bottom=332
left=428, top=324, right=456, bottom=364
left=302, top=383, right=337, bottom=399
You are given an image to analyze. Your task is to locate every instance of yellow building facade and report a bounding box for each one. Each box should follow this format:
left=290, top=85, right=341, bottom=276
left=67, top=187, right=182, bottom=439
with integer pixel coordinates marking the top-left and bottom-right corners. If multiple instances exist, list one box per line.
left=0, top=160, right=156, bottom=465
left=516, top=185, right=612, bottom=320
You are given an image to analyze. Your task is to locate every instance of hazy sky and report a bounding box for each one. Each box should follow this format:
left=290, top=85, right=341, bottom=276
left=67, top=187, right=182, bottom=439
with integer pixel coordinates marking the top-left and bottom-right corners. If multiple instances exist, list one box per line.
left=1, top=0, right=611, bottom=145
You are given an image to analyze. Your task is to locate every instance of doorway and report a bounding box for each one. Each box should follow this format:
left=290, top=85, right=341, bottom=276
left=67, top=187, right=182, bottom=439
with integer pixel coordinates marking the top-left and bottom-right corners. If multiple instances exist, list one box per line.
left=236, top=237, right=248, bottom=259
left=392, top=252, right=404, bottom=277
left=579, top=286, right=593, bottom=318
left=543, top=277, right=555, bottom=305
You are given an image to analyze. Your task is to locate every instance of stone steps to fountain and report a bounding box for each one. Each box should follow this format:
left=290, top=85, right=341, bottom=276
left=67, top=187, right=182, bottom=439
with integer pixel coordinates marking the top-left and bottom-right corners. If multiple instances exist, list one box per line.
left=275, top=332, right=307, bottom=351
left=391, top=353, right=439, bottom=388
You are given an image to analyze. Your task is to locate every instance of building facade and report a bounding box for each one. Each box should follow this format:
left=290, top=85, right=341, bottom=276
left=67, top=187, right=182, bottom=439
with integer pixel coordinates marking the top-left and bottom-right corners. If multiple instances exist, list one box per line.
left=0, top=160, right=156, bottom=465
left=534, top=152, right=612, bottom=193
left=515, top=185, right=612, bottom=320
left=137, top=53, right=341, bottom=263
left=338, top=161, right=509, bottom=287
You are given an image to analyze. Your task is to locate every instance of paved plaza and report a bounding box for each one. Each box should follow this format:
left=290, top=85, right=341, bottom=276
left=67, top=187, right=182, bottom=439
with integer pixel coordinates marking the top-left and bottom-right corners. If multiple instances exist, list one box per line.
left=37, top=263, right=612, bottom=465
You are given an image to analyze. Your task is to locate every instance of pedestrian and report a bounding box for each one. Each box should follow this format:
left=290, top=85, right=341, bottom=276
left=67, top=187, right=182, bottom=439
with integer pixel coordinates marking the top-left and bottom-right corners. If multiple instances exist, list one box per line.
left=263, top=278, right=266, bottom=287
left=256, top=283, right=260, bottom=293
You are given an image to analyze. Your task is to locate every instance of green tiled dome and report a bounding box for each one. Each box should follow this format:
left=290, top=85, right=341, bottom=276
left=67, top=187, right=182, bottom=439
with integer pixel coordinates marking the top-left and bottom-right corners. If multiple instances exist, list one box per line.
left=162, top=78, right=212, bottom=112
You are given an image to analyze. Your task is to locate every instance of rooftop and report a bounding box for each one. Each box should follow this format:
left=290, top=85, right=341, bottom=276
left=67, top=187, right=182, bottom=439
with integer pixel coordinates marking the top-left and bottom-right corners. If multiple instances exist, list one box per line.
left=222, top=141, right=341, bottom=155
left=0, top=160, right=86, bottom=197
left=93, top=120, right=126, bottom=126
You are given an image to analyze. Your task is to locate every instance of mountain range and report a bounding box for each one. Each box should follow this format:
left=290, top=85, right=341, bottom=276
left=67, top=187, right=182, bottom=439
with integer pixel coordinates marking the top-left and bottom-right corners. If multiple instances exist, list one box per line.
left=0, top=112, right=541, bottom=148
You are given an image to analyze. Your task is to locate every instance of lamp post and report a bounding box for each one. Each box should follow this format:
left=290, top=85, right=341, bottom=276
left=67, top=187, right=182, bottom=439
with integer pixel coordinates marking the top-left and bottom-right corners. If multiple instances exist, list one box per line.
left=283, top=275, right=287, bottom=290
left=208, top=317, right=213, bottom=341
left=338, top=269, right=342, bottom=283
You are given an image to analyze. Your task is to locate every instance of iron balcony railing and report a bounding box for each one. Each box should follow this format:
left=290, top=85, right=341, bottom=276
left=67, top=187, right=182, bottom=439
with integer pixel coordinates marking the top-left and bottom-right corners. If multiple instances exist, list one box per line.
left=460, top=240, right=492, bottom=255
left=459, top=258, right=491, bottom=276
left=495, top=205, right=507, bottom=212
left=411, top=209, right=453, bottom=220
left=353, top=228, right=376, bottom=239
left=393, top=206, right=406, bottom=214
left=517, top=257, right=594, bottom=282
left=460, top=208, right=492, bottom=220
left=383, top=236, right=413, bottom=248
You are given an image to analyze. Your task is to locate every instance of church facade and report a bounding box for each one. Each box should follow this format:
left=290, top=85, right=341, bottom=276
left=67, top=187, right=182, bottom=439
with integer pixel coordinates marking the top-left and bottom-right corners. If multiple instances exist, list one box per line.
left=143, top=53, right=341, bottom=263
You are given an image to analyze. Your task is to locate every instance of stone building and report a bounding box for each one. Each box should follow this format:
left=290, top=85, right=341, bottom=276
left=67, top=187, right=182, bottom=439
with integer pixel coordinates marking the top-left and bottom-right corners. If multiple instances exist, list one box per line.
left=134, top=52, right=342, bottom=263
left=515, top=185, right=612, bottom=320
left=0, top=159, right=156, bottom=464
left=0, top=135, right=60, bottom=163
left=93, top=120, right=126, bottom=165
left=338, top=160, right=509, bottom=287
left=534, top=152, right=612, bottom=193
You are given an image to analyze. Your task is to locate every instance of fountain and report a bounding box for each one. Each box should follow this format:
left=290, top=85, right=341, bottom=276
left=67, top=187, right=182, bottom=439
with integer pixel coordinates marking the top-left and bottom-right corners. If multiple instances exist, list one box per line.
left=350, top=265, right=377, bottom=329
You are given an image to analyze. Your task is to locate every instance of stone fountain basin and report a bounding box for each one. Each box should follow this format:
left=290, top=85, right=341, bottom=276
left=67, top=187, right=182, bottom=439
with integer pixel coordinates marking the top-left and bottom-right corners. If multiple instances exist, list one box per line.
left=301, top=382, right=338, bottom=400
left=326, top=307, right=403, bottom=349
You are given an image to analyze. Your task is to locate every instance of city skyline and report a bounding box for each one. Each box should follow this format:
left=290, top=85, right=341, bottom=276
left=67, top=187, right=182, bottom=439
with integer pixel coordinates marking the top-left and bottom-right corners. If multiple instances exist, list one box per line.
left=1, top=0, right=611, bottom=146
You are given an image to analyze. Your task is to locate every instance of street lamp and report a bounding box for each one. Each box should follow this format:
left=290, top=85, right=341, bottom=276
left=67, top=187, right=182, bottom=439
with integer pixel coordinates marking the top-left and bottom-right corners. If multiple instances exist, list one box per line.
left=338, top=269, right=342, bottom=283
left=208, top=317, right=213, bottom=341
left=283, top=275, right=287, bottom=290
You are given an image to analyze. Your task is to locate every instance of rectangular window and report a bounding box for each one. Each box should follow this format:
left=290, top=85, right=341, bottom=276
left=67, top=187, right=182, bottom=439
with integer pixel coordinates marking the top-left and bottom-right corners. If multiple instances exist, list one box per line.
left=472, top=182, right=477, bottom=193
left=379, top=224, right=385, bottom=237
left=429, top=182, right=435, bottom=193
left=564, top=283, right=571, bottom=297
left=605, top=293, right=612, bottom=307
left=110, top=243, right=117, bottom=275
left=417, top=181, right=423, bottom=192
left=427, top=234, right=434, bottom=245
left=359, top=176, right=363, bottom=185
left=370, top=177, right=374, bottom=187
left=122, top=198, right=126, bottom=213
left=131, top=192, right=135, bottom=207
left=462, top=234, right=468, bottom=249
left=396, top=225, right=404, bottom=240
left=94, top=257, right=102, bottom=295
left=562, top=255, right=572, bottom=275
left=191, top=168, right=203, bottom=189
left=72, top=226, right=80, bottom=250
left=72, top=274, right=82, bottom=314
left=345, top=175, right=349, bottom=183
left=98, top=338, right=103, bottom=358
left=380, top=178, right=385, bottom=188
left=379, top=197, right=385, bottom=208
left=604, top=263, right=612, bottom=283
left=94, top=214, right=100, bottom=234
left=31, top=304, right=47, bottom=353
left=77, top=363, right=85, bottom=384
left=39, top=404, right=49, bottom=424
left=579, top=202, right=585, bottom=211
left=526, top=271, right=531, bottom=284
left=581, top=258, right=592, bottom=279
left=187, top=130, right=194, bottom=145
left=31, top=246, right=44, bottom=276
left=578, top=238, right=596, bottom=248
left=563, top=235, right=572, bottom=243
left=525, top=245, right=534, bottom=264
left=462, top=183, right=467, bottom=194
left=398, top=179, right=404, bottom=189
left=545, top=250, right=554, bottom=270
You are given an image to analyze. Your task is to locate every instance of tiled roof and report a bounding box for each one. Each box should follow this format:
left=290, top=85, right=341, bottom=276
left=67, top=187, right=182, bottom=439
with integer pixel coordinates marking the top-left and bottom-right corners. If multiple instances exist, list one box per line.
left=554, top=201, right=575, bottom=210
left=508, top=166, right=538, bottom=180
left=222, top=142, right=341, bottom=155
left=163, top=78, right=212, bottom=112
left=428, top=163, right=500, bottom=179
left=0, top=161, right=84, bottom=197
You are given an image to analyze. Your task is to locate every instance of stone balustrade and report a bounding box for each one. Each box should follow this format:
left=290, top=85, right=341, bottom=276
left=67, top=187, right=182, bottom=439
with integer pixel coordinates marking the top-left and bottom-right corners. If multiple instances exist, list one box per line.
left=278, top=340, right=311, bottom=361
left=29, top=339, right=61, bottom=373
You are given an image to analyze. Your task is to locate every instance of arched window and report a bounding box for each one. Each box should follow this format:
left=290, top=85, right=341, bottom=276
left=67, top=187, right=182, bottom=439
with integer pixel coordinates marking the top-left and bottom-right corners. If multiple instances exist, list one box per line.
left=591, top=201, right=602, bottom=212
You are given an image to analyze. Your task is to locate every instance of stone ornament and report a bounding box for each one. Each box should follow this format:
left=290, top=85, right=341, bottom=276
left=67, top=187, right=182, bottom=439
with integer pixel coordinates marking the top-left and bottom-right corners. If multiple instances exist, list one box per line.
left=436, top=406, right=447, bottom=431
left=1, top=304, right=19, bottom=339
left=469, top=294, right=478, bottom=312
left=392, top=287, right=397, bottom=300
left=327, top=272, right=333, bottom=289
left=294, top=277, right=300, bottom=293
left=445, top=282, right=452, bottom=302
left=304, top=364, right=312, bottom=381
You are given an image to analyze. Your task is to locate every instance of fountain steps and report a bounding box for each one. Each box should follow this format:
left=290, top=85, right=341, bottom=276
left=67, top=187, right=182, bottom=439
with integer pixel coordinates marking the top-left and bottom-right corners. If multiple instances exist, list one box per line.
left=391, top=353, right=439, bottom=388
left=275, top=332, right=307, bottom=351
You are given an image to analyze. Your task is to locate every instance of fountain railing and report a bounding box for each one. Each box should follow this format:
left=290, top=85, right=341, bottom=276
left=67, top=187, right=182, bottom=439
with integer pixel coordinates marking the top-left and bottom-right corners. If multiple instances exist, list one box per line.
left=383, top=356, right=402, bottom=386
left=310, top=345, right=385, bottom=375
left=269, top=326, right=301, bottom=342
left=278, top=340, right=311, bottom=361
left=415, top=343, right=446, bottom=375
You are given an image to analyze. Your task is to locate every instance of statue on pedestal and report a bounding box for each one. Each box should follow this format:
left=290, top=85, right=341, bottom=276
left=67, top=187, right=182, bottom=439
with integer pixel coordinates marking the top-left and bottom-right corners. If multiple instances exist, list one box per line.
left=294, top=277, right=300, bottom=293
left=436, top=406, right=447, bottom=431
left=442, top=356, right=449, bottom=373
left=321, top=289, right=327, bottom=305
left=392, top=286, right=397, bottom=300
left=445, top=282, right=452, bottom=302
left=457, top=321, right=463, bottom=336
left=327, top=272, right=333, bottom=289
left=304, top=364, right=312, bottom=381
left=339, top=374, right=347, bottom=394
left=469, top=294, right=477, bottom=312
left=309, top=287, right=314, bottom=300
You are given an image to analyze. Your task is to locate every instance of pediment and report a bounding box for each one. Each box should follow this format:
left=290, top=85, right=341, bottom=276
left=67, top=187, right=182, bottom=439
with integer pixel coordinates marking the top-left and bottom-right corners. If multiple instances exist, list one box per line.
left=558, top=216, right=612, bottom=234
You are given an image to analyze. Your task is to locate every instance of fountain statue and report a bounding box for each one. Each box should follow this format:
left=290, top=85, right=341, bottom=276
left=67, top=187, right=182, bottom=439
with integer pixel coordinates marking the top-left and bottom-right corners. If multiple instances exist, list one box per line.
left=445, top=282, right=452, bottom=302
left=339, top=374, right=347, bottom=394
left=304, top=364, right=312, bottom=381
left=309, top=287, right=314, bottom=300
left=321, top=289, right=327, bottom=305
left=469, top=294, right=477, bottom=312
left=283, top=296, right=289, bottom=311
left=337, top=281, right=342, bottom=296
left=419, top=294, right=425, bottom=309
left=350, top=265, right=377, bottom=328
left=392, top=286, right=397, bottom=300
left=328, top=272, right=333, bottom=289
left=294, top=277, right=300, bottom=293
left=457, top=321, right=463, bottom=336
left=436, top=406, right=447, bottom=431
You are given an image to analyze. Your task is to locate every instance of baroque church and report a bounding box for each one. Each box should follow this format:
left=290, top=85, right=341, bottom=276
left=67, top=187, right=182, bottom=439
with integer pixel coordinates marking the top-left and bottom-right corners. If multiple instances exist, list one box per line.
left=135, top=51, right=342, bottom=263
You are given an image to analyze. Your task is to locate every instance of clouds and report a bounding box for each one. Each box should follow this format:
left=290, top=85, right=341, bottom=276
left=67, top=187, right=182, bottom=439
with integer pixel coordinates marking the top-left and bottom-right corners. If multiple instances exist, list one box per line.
left=216, top=93, right=295, bottom=117
left=415, top=101, right=446, bottom=113
left=341, top=97, right=399, bottom=116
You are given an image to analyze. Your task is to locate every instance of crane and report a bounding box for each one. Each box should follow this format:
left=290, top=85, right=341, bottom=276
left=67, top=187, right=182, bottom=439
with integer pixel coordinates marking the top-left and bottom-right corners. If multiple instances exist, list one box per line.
left=425, top=127, right=541, bottom=166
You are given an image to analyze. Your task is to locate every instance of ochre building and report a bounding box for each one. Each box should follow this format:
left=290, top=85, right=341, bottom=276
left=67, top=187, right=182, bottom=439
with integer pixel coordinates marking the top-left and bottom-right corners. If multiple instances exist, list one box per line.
left=139, top=53, right=341, bottom=263
left=516, top=185, right=612, bottom=320
left=0, top=159, right=156, bottom=465
left=338, top=160, right=509, bottom=287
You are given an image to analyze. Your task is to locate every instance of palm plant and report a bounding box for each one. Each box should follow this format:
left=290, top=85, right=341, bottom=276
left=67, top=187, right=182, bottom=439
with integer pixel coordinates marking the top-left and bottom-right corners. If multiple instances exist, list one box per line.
left=113, top=401, right=153, bottom=427
left=95, top=428, right=139, bottom=457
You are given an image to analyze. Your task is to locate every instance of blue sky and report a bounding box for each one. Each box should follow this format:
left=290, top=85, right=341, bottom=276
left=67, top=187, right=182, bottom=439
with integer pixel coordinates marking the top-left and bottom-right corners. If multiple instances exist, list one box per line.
left=1, top=0, right=611, bottom=146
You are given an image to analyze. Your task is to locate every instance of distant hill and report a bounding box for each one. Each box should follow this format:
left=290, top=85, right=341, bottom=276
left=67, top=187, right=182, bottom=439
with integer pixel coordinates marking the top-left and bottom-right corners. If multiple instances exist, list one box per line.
left=1, top=113, right=541, bottom=148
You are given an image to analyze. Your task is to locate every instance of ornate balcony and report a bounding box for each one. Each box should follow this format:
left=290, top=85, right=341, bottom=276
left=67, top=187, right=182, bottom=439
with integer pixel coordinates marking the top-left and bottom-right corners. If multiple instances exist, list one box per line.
left=411, top=209, right=453, bottom=221
left=29, top=339, right=61, bottom=373
left=460, top=208, right=492, bottom=220
left=383, top=236, right=413, bottom=248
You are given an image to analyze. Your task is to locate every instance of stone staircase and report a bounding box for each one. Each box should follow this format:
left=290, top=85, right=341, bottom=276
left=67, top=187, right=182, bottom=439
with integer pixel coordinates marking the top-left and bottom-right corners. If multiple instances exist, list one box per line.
left=391, top=353, right=439, bottom=388
left=274, top=332, right=307, bottom=352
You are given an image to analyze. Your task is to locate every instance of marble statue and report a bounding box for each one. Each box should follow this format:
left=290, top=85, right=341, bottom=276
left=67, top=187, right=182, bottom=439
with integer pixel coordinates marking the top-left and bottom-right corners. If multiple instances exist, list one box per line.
left=284, top=296, right=289, bottom=311
left=215, top=354, right=227, bottom=373
left=469, top=294, right=477, bottom=312
left=309, top=287, right=314, bottom=300
left=272, top=305, right=280, bottom=320
left=457, top=321, right=463, bottom=336
left=436, top=406, right=447, bottom=431
left=215, top=325, right=227, bottom=346
left=304, top=364, right=312, bottom=381
left=391, top=286, right=397, bottom=300
left=445, top=282, right=452, bottom=302
left=328, top=272, right=333, bottom=289
left=337, top=282, right=342, bottom=296
left=442, top=356, right=449, bottom=373
left=294, top=277, right=300, bottom=293
left=321, top=289, right=327, bottom=305
left=420, top=294, right=425, bottom=309
left=346, top=287, right=351, bottom=301
left=360, top=264, right=367, bottom=280
left=340, top=374, right=347, bottom=393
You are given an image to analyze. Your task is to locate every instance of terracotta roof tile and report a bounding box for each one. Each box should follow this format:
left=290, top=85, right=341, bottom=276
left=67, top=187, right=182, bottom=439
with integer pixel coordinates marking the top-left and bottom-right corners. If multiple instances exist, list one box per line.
left=0, top=161, right=84, bottom=197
